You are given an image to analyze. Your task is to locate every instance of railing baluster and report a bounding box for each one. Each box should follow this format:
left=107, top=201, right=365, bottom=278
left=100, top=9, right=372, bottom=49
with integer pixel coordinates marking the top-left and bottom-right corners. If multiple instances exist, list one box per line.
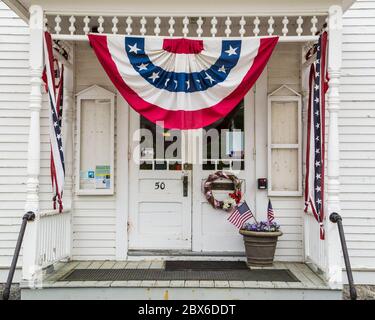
left=282, top=16, right=289, bottom=36
left=126, top=16, right=133, bottom=35
left=98, top=16, right=104, bottom=34
left=225, top=16, right=232, bottom=37
left=311, top=16, right=318, bottom=35
left=54, top=15, right=62, bottom=34
left=183, top=16, right=189, bottom=37
left=210, top=17, right=218, bottom=37
left=69, top=16, right=76, bottom=35
left=196, top=17, right=203, bottom=37
left=154, top=17, right=161, bottom=36
left=168, top=17, right=175, bottom=37
left=83, top=16, right=90, bottom=35
left=112, top=16, right=119, bottom=34
left=267, top=16, right=274, bottom=35
left=253, top=16, right=260, bottom=36
left=140, top=16, right=147, bottom=35
left=296, top=16, right=303, bottom=36
left=44, top=16, right=48, bottom=32
left=239, top=16, right=246, bottom=37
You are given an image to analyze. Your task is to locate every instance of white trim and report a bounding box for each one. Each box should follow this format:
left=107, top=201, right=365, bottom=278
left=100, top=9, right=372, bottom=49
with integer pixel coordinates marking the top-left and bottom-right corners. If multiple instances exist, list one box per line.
left=50, top=34, right=320, bottom=43
left=115, top=94, right=129, bottom=260
left=267, top=87, right=302, bottom=197
left=75, top=85, right=116, bottom=195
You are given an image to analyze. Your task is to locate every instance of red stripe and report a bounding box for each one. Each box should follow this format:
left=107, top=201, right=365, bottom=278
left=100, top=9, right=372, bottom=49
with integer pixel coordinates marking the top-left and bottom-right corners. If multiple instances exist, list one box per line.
left=88, top=34, right=278, bottom=129
left=163, top=38, right=204, bottom=54
left=44, top=32, right=56, bottom=97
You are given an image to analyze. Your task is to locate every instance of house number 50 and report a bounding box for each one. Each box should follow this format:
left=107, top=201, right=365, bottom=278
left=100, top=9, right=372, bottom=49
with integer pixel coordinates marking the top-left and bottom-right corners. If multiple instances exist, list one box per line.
left=155, top=182, right=166, bottom=190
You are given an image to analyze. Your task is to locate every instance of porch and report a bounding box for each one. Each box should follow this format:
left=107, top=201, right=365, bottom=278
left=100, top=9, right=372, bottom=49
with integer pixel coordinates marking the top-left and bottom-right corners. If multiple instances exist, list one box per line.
left=16, top=0, right=347, bottom=300
left=20, top=260, right=341, bottom=300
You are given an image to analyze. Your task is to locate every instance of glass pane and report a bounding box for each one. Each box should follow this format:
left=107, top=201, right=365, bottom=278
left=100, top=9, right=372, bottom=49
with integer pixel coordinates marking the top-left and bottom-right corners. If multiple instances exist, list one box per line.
left=202, top=100, right=245, bottom=171
left=271, top=101, right=298, bottom=144
left=271, top=149, right=298, bottom=191
left=139, top=116, right=182, bottom=171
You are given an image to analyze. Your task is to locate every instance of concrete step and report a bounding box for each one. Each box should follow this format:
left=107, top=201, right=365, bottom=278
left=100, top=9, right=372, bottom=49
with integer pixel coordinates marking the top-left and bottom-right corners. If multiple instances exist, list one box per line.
left=21, top=282, right=342, bottom=300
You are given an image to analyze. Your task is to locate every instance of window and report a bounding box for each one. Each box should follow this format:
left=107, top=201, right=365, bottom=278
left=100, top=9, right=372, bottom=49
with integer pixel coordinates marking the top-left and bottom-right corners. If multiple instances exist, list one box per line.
left=268, top=85, right=302, bottom=196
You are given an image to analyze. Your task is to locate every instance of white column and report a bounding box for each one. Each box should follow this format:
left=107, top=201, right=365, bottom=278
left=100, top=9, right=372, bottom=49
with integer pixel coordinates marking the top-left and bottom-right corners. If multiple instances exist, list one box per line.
left=62, top=61, right=74, bottom=211
left=22, top=5, right=44, bottom=281
left=325, top=5, right=343, bottom=288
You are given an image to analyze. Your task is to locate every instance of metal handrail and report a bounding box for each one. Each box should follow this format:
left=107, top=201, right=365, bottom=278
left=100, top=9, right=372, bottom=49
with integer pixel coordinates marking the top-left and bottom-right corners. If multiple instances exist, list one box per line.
left=2, top=211, right=35, bottom=301
left=329, top=212, right=357, bottom=300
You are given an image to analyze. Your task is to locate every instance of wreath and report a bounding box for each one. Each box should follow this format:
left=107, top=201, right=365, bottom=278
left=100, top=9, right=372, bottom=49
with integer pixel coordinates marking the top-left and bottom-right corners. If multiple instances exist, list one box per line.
left=203, top=171, right=242, bottom=212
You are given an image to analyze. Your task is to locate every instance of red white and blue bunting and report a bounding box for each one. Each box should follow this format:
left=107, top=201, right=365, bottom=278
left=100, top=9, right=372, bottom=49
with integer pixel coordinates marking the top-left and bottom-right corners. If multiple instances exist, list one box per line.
left=43, top=32, right=65, bottom=212
left=89, top=34, right=278, bottom=129
left=304, top=32, right=329, bottom=240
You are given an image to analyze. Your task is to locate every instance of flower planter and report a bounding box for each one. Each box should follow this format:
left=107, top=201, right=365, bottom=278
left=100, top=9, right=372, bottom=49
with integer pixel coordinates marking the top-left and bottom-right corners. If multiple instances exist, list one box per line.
left=239, top=230, right=283, bottom=267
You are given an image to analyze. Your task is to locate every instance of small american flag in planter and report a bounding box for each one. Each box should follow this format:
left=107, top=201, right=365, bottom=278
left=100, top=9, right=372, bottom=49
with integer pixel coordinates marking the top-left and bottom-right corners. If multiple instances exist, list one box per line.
left=267, top=199, right=275, bottom=223
left=228, top=201, right=254, bottom=229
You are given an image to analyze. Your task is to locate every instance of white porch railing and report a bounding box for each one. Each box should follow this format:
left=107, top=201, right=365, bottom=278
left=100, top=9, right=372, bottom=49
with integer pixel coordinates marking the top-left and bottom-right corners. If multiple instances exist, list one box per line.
left=44, top=13, right=327, bottom=42
left=36, top=210, right=71, bottom=269
left=304, top=213, right=327, bottom=273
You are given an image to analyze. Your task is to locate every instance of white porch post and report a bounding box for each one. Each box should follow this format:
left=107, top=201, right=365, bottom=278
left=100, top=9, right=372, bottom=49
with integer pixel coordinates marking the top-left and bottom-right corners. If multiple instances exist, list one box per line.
left=62, top=60, right=74, bottom=211
left=22, top=5, right=44, bottom=281
left=62, top=54, right=74, bottom=260
left=325, top=5, right=343, bottom=288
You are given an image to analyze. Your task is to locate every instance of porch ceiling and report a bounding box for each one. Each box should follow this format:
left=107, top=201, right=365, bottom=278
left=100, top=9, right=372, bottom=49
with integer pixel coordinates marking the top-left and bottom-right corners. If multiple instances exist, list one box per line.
left=5, top=0, right=357, bottom=21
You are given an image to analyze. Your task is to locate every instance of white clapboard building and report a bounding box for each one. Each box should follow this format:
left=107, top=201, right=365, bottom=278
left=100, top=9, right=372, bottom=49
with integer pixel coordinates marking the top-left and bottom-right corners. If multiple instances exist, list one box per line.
left=0, top=0, right=374, bottom=300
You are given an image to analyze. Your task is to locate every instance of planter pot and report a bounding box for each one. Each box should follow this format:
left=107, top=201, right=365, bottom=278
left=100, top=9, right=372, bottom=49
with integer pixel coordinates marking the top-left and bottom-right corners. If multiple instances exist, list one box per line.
left=239, top=230, right=283, bottom=267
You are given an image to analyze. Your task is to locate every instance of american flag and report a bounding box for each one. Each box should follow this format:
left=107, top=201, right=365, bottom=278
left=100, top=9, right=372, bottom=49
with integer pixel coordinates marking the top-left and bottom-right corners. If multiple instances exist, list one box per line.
left=304, top=32, right=328, bottom=240
left=267, top=199, right=275, bottom=223
left=228, top=201, right=254, bottom=229
left=43, top=32, right=65, bottom=212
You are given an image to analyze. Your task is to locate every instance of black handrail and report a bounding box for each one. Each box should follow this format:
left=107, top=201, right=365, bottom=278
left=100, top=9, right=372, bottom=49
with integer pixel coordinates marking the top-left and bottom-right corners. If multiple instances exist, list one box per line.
left=2, top=211, right=35, bottom=301
left=329, top=212, right=357, bottom=300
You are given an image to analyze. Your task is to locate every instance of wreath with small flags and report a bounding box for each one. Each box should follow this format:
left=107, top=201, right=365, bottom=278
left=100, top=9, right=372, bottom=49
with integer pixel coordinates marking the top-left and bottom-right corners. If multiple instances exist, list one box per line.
left=203, top=171, right=242, bottom=212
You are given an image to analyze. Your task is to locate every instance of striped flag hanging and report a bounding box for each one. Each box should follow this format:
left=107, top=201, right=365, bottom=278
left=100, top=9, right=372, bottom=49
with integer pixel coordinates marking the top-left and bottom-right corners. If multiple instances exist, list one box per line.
left=304, top=32, right=329, bottom=240
left=43, top=32, right=65, bottom=212
left=267, top=199, right=275, bottom=223
left=228, top=201, right=254, bottom=229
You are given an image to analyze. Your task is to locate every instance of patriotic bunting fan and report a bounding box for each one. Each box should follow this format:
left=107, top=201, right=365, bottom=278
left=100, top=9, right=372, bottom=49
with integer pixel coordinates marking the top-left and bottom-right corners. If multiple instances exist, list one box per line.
left=89, top=34, right=278, bottom=129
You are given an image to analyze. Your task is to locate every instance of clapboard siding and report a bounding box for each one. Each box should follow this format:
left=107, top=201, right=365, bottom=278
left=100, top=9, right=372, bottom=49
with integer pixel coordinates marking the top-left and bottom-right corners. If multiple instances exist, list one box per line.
left=341, top=0, right=375, bottom=269
left=0, top=1, right=29, bottom=269
left=268, top=43, right=304, bottom=262
left=73, top=43, right=117, bottom=260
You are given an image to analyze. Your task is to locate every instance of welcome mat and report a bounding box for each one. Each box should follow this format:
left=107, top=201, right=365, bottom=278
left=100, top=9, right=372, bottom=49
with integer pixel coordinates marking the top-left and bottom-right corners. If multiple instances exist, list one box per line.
left=60, top=269, right=299, bottom=282
left=165, top=260, right=248, bottom=271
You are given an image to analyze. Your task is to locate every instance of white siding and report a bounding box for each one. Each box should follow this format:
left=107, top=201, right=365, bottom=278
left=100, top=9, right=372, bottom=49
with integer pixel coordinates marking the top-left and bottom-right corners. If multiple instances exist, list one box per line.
left=73, top=43, right=117, bottom=260
left=268, top=43, right=304, bottom=262
left=340, top=0, right=375, bottom=269
left=0, top=1, right=30, bottom=269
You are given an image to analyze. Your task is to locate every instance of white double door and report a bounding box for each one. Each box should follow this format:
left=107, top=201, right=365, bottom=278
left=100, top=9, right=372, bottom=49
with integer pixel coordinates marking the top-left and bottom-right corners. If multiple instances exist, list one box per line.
left=128, top=93, right=255, bottom=252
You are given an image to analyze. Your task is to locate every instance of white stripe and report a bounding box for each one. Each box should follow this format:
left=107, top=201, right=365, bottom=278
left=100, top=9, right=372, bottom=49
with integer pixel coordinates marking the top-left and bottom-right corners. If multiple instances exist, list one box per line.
left=107, top=36, right=260, bottom=111
left=144, top=38, right=222, bottom=73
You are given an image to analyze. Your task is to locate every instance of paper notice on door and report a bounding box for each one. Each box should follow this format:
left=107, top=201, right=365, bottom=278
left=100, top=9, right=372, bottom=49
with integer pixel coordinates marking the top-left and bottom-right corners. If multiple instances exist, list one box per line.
left=95, top=165, right=111, bottom=189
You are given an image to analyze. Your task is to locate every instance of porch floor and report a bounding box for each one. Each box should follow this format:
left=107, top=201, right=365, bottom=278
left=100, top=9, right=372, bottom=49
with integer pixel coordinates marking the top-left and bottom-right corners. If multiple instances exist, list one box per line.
left=21, top=260, right=342, bottom=300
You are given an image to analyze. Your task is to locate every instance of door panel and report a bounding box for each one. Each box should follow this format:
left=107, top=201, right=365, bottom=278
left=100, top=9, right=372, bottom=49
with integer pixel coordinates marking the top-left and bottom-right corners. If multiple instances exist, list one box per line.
left=192, top=91, right=255, bottom=252
left=128, top=111, right=191, bottom=250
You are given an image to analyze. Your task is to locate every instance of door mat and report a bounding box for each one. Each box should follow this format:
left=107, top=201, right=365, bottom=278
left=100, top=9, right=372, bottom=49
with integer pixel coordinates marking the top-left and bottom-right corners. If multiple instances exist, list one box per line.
left=165, top=260, right=249, bottom=271
left=60, top=268, right=299, bottom=282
